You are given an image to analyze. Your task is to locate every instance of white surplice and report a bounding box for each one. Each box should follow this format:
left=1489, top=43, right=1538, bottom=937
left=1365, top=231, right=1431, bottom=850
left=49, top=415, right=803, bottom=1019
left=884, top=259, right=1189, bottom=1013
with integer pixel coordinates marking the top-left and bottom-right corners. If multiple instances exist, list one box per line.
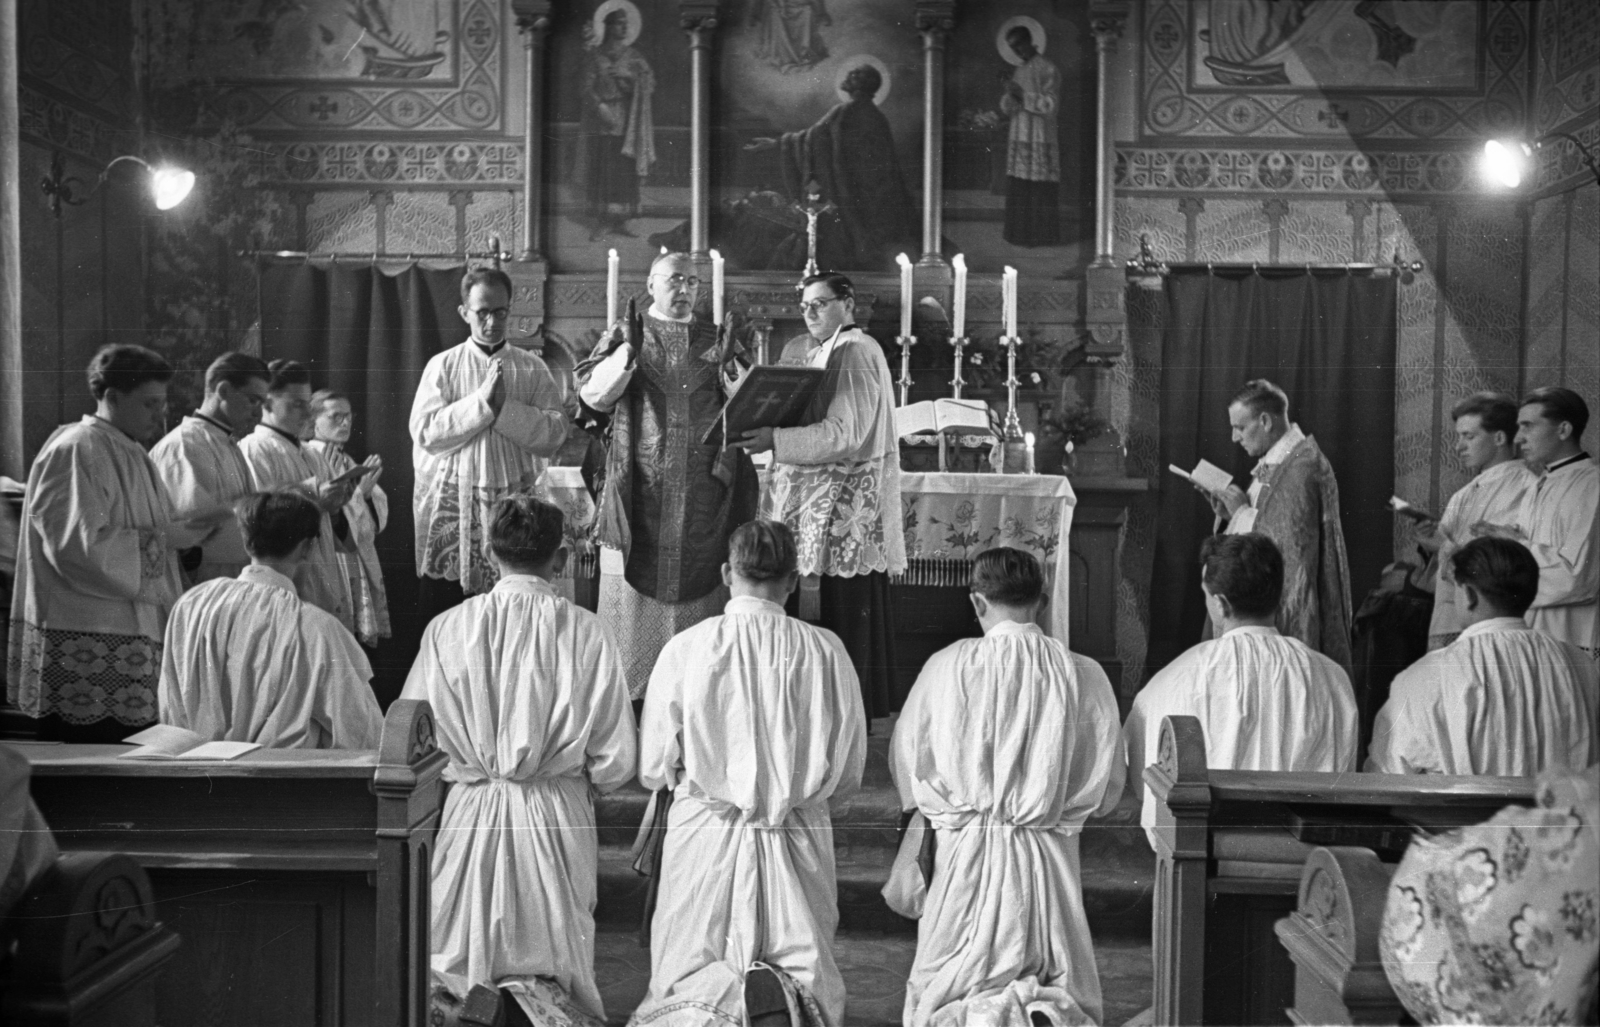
left=891, top=621, right=1125, bottom=1027
left=1125, top=626, right=1357, bottom=841
left=306, top=440, right=391, bottom=645
left=6, top=416, right=189, bottom=727
left=631, top=596, right=866, bottom=1027
left=151, top=414, right=255, bottom=584
left=1427, top=459, right=1537, bottom=647
left=401, top=575, right=636, bottom=1027
left=238, top=424, right=355, bottom=632
left=1366, top=617, right=1599, bottom=775
left=1518, top=455, right=1598, bottom=653
left=158, top=565, right=381, bottom=749
left=410, top=341, right=571, bottom=593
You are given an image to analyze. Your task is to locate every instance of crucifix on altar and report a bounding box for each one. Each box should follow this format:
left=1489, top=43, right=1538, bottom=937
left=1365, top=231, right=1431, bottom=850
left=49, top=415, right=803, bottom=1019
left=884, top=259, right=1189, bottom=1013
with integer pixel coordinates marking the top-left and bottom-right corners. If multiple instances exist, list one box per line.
left=794, top=178, right=836, bottom=280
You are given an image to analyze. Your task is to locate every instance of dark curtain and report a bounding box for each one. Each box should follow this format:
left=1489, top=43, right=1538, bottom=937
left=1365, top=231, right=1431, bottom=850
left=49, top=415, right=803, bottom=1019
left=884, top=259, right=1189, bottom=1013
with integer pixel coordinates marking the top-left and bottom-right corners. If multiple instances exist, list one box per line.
left=1146, top=268, right=1397, bottom=676
left=258, top=262, right=466, bottom=707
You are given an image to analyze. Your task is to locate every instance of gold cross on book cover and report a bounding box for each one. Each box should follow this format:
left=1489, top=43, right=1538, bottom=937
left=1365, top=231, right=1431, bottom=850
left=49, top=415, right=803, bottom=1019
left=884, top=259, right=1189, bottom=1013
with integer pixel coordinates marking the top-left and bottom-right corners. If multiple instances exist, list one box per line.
left=703, top=366, right=826, bottom=446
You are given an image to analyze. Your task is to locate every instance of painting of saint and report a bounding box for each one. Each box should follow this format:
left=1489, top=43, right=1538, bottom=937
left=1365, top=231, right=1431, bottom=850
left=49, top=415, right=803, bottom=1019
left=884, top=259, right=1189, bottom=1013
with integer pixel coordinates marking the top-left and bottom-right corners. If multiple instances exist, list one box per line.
left=999, top=18, right=1060, bottom=247
left=751, top=0, right=831, bottom=73
left=581, top=1, right=657, bottom=240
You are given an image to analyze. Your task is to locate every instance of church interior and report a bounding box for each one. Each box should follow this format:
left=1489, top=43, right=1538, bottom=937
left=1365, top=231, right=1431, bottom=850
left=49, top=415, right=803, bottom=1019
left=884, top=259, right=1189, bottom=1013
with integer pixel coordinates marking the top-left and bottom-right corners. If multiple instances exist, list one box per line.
left=0, top=0, right=1596, bottom=1025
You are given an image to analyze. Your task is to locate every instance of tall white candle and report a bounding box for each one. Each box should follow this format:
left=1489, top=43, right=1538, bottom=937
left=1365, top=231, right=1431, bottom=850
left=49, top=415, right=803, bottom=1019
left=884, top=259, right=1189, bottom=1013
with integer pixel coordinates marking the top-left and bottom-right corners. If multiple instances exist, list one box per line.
left=606, top=248, right=620, bottom=327
left=1003, top=265, right=1019, bottom=338
left=952, top=253, right=967, bottom=339
left=710, top=249, right=725, bottom=327
left=897, top=252, right=913, bottom=338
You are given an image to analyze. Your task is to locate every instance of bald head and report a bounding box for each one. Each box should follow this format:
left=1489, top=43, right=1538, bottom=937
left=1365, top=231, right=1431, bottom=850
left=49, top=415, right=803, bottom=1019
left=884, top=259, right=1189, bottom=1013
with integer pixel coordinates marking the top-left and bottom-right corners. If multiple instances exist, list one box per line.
left=648, top=251, right=699, bottom=320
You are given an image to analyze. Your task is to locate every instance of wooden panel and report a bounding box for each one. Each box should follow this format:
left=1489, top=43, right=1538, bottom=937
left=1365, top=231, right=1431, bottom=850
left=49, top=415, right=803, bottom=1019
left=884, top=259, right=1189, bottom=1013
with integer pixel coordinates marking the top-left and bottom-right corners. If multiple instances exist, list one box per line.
left=1204, top=891, right=1298, bottom=1027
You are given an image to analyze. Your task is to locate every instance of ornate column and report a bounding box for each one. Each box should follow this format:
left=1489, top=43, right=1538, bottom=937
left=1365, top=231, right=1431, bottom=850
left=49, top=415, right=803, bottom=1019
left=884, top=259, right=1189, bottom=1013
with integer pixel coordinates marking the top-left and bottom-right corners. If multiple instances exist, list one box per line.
left=0, top=0, right=21, bottom=476
left=511, top=1, right=552, bottom=262
left=1089, top=1, right=1127, bottom=272
left=915, top=1, right=954, bottom=267
left=681, top=2, right=719, bottom=257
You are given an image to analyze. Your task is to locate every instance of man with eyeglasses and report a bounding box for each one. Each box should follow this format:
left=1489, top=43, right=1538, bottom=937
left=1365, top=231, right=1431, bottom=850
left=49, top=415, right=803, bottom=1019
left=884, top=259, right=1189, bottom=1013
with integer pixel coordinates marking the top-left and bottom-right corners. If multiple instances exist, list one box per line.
left=736, top=270, right=906, bottom=721
left=576, top=251, right=758, bottom=704
left=411, top=266, right=573, bottom=600
left=152, top=351, right=273, bottom=585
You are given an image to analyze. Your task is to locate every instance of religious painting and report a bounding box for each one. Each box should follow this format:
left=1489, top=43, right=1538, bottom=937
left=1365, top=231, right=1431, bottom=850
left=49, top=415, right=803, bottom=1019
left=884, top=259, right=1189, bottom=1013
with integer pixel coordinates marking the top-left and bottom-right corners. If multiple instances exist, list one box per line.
left=703, top=0, right=923, bottom=274
left=942, top=1, right=1096, bottom=276
left=549, top=0, right=690, bottom=272
left=180, top=0, right=457, bottom=81
left=1188, top=1, right=1483, bottom=92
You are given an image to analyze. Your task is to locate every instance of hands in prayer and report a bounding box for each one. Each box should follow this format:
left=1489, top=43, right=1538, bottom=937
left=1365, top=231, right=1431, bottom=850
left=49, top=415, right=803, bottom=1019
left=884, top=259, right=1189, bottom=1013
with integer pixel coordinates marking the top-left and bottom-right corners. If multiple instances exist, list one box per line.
left=357, top=454, right=383, bottom=494
left=484, top=361, right=506, bottom=414
left=316, top=477, right=356, bottom=512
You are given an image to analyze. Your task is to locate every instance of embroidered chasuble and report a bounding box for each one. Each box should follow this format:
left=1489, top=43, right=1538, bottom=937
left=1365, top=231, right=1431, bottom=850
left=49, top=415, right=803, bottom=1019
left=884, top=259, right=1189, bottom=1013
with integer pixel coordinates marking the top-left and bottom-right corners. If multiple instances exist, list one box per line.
left=7, top=416, right=186, bottom=727
left=1519, top=455, right=1598, bottom=653
left=238, top=424, right=354, bottom=632
left=1427, top=459, right=1537, bottom=647
left=410, top=340, right=571, bottom=594
left=307, top=439, right=392, bottom=645
left=151, top=414, right=254, bottom=584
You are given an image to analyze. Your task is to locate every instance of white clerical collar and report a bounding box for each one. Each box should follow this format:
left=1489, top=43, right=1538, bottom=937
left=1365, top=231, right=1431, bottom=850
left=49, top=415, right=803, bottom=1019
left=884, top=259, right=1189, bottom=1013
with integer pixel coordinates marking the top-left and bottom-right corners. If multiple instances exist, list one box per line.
left=984, top=619, right=1042, bottom=638
left=1257, top=423, right=1305, bottom=469
left=1458, top=616, right=1531, bottom=640
left=648, top=308, right=694, bottom=324
left=493, top=573, right=559, bottom=597
left=259, top=422, right=302, bottom=448
left=239, top=563, right=298, bottom=595
left=192, top=412, right=236, bottom=439
left=1221, top=624, right=1281, bottom=638
left=725, top=595, right=787, bottom=617
left=1543, top=451, right=1591, bottom=475
left=807, top=324, right=857, bottom=368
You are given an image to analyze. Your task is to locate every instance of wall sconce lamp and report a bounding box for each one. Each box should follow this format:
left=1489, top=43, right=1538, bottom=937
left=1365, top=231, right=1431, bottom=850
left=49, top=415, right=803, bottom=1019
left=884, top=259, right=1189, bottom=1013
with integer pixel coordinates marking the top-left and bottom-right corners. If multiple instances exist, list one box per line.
left=1481, top=133, right=1600, bottom=190
left=40, top=151, right=196, bottom=217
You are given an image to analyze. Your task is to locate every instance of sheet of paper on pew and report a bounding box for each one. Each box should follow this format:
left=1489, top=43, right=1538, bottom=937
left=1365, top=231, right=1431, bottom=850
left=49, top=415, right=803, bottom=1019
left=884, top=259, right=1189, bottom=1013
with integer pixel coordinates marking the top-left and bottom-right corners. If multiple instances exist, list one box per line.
left=118, top=724, right=261, bottom=761
left=702, top=365, right=825, bottom=446
left=1167, top=458, right=1234, bottom=495
left=1388, top=495, right=1438, bottom=522
left=895, top=398, right=993, bottom=438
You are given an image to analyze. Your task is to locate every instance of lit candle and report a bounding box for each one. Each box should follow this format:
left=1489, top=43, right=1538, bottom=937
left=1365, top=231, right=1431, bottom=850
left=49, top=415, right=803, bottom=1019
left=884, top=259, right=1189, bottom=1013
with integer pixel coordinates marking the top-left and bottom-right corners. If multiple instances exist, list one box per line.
left=606, top=248, right=620, bottom=327
left=1003, top=265, right=1018, bottom=338
left=1025, top=431, right=1036, bottom=474
left=952, top=253, right=967, bottom=339
left=710, top=249, right=725, bottom=327
left=897, top=252, right=913, bottom=338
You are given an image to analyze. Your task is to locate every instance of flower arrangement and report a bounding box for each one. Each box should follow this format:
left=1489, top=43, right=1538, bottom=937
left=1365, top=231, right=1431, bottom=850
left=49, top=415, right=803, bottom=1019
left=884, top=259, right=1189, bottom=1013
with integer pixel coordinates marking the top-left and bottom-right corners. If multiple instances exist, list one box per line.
left=1042, top=404, right=1110, bottom=449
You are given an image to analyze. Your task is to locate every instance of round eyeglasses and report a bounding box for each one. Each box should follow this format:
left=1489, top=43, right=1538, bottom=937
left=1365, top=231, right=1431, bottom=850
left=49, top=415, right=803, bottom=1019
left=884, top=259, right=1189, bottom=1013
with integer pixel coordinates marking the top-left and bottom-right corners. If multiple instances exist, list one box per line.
left=652, top=273, right=701, bottom=289
left=798, top=296, right=841, bottom=315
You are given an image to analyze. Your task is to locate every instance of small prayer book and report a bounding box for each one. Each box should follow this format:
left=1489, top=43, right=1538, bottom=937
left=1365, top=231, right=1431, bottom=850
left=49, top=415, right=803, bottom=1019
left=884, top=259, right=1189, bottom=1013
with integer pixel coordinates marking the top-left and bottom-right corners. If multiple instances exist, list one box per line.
left=895, top=398, right=994, bottom=438
left=1388, top=495, right=1438, bottom=522
left=1168, top=459, right=1234, bottom=495
left=702, top=365, right=825, bottom=446
left=119, top=724, right=261, bottom=762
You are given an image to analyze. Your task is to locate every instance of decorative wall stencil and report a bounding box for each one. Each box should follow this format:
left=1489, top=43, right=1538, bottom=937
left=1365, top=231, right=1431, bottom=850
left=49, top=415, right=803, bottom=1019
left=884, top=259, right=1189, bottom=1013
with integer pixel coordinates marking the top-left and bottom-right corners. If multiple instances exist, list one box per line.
left=16, top=0, right=136, bottom=161
left=261, top=139, right=523, bottom=187
left=1116, top=145, right=1496, bottom=196
left=1536, top=0, right=1600, bottom=136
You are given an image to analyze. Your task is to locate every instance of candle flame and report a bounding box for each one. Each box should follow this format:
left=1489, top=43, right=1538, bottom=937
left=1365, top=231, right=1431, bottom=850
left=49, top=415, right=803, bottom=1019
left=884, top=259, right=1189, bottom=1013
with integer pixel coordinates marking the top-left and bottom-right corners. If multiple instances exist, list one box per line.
left=709, top=249, right=722, bottom=260
left=896, top=252, right=912, bottom=268
left=952, top=253, right=966, bottom=271
left=609, top=248, right=618, bottom=258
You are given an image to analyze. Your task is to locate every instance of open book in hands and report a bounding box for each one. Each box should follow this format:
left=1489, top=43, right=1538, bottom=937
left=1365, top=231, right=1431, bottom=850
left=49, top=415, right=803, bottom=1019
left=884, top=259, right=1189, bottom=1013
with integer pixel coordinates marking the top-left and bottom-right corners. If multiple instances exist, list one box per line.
left=119, top=724, right=261, bottom=761
left=1167, top=459, right=1234, bottom=496
left=895, top=398, right=994, bottom=439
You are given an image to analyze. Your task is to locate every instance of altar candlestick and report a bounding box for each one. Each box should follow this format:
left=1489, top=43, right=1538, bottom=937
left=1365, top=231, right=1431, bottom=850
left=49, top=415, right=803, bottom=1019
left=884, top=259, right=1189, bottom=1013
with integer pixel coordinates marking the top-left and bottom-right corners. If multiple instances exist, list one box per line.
left=897, top=252, right=913, bottom=339
left=1025, top=431, right=1036, bottom=474
left=606, top=249, right=620, bottom=327
left=1003, top=265, right=1018, bottom=338
left=710, top=249, right=725, bottom=327
left=952, top=253, right=967, bottom=339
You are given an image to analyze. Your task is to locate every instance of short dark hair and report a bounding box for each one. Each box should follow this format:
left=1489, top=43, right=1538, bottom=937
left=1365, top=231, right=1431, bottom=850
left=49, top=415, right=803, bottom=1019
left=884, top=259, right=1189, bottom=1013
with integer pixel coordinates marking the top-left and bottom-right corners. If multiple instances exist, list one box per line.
left=460, top=266, right=513, bottom=306
left=309, top=389, right=350, bottom=418
left=971, top=547, right=1045, bottom=606
left=205, top=352, right=271, bottom=394
left=845, top=65, right=882, bottom=97
left=728, top=520, right=797, bottom=581
left=240, top=490, right=323, bottom=560
left=1231, top=379, right=1289, bottom=421
left=1006, top=25, right=1034, bottom=46
left=1449, top=391, right=1519, bottom=441
left=489, top=495, right=565, bottom=569
left=87, top=345, right=173, bottom=399
left=1520, top=386, right=1589, bottom=440
left=799, top=271, right=854, bottom=303
left=266, top=359, right=311, bottom=393
left=1200, top=533, right=1284, bottom=618
left=1451, top=537, right=1540, bottom=617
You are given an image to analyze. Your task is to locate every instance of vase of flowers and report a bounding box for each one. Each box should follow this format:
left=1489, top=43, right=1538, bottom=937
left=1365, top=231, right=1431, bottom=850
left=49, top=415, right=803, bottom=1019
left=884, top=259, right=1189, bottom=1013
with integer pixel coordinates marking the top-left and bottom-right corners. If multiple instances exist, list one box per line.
left=1037, top=405, right=1109, bottom=477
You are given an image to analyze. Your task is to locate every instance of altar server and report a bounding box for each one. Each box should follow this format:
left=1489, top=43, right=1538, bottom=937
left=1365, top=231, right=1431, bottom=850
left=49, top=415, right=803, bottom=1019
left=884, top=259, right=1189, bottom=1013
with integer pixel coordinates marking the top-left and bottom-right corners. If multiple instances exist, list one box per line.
left=238, top=360, right=356, bottom=632
left=1422, top=392, right=1536, bottom=649
left=7, top=345, right=208, bottom=741
left=307, top=390, right=390, bottom=646
left=632, top=519, right=866, bottom=1027
left=402, top=496, right=635, bottom=1027
left=1476, top=387, right=1597, bottom=654
left=1125, top=533, right=1358, bottom=840
left=1367, top=537, right=1598, bottom=776
left=151, top=352, right=271, bottom=585
left=158, top=491, right=382, bottom=750
left=892, top=547, right=1125, bottom=1027
left=738, top=271, right=906, bottom=718
left=411, top=266, right=572, bottom=599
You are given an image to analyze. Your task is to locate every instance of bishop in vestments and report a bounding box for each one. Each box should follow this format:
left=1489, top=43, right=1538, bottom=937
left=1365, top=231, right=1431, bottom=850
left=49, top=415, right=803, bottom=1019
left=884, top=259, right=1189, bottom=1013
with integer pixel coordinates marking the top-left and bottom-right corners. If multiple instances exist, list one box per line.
left=158, top=491, right=382, bottom=750
left=632, top=520, right=865, bottom=1027
left=410, top=266, right=572, bottom=597
left=402, top=496, right=635, bottom=1027
left=892, top=548, right=1125, bottom=1027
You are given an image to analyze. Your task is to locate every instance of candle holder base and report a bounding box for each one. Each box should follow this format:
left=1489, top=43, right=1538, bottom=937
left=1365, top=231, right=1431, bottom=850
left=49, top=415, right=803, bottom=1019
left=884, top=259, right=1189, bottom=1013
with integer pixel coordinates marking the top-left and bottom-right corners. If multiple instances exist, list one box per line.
left=1000, top=439, right=1032, bottom=475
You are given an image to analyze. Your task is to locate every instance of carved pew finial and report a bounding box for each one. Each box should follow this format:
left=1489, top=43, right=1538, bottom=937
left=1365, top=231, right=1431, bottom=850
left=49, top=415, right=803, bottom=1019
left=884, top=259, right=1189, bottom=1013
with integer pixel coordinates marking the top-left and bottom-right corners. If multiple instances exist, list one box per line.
left=1275, top=846, right=1404, bottom=1025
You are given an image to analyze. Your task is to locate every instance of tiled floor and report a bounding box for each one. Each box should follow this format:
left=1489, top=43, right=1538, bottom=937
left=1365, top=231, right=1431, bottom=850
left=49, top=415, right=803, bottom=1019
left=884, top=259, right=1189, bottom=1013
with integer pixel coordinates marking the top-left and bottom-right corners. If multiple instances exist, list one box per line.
left=595, top=928, right=1152, bottom=1026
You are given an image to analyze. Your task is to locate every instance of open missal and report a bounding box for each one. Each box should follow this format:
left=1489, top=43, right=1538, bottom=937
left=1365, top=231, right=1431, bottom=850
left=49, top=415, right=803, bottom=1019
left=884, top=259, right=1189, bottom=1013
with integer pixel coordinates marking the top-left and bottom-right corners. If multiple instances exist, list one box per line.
left=702, top=365, right=825, bottom=446
left=895, top=398, right=994, bottom=438
left=119, top=724, right=261, bottom=761
left=1167, top=459, right=1234, bottom=495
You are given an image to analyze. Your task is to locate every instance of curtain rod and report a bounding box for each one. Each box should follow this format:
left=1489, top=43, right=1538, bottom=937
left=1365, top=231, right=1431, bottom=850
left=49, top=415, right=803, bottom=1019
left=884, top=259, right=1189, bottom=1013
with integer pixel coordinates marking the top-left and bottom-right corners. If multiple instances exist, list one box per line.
left=242, top=236, right=510, bottom=266
left=1125, top=235, right=1424, bottom=276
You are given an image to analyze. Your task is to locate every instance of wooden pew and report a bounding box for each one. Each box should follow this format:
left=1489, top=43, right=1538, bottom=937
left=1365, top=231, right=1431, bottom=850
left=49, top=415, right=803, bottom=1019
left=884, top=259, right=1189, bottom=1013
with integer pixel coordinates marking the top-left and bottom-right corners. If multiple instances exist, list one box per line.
left=2, top=851, right=181, bottom=1026
left=21, top=700, right=447, bottom=1027
left=1273, top=846, right=1404, bottom=1026
left=1146, top=714, right=1535, bottom=1026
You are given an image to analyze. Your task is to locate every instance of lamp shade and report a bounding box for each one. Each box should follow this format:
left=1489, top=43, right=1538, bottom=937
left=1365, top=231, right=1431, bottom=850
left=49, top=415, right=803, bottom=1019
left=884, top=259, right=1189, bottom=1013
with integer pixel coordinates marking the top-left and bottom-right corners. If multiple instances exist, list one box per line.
left=150, top=166, right=195, bottom=210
